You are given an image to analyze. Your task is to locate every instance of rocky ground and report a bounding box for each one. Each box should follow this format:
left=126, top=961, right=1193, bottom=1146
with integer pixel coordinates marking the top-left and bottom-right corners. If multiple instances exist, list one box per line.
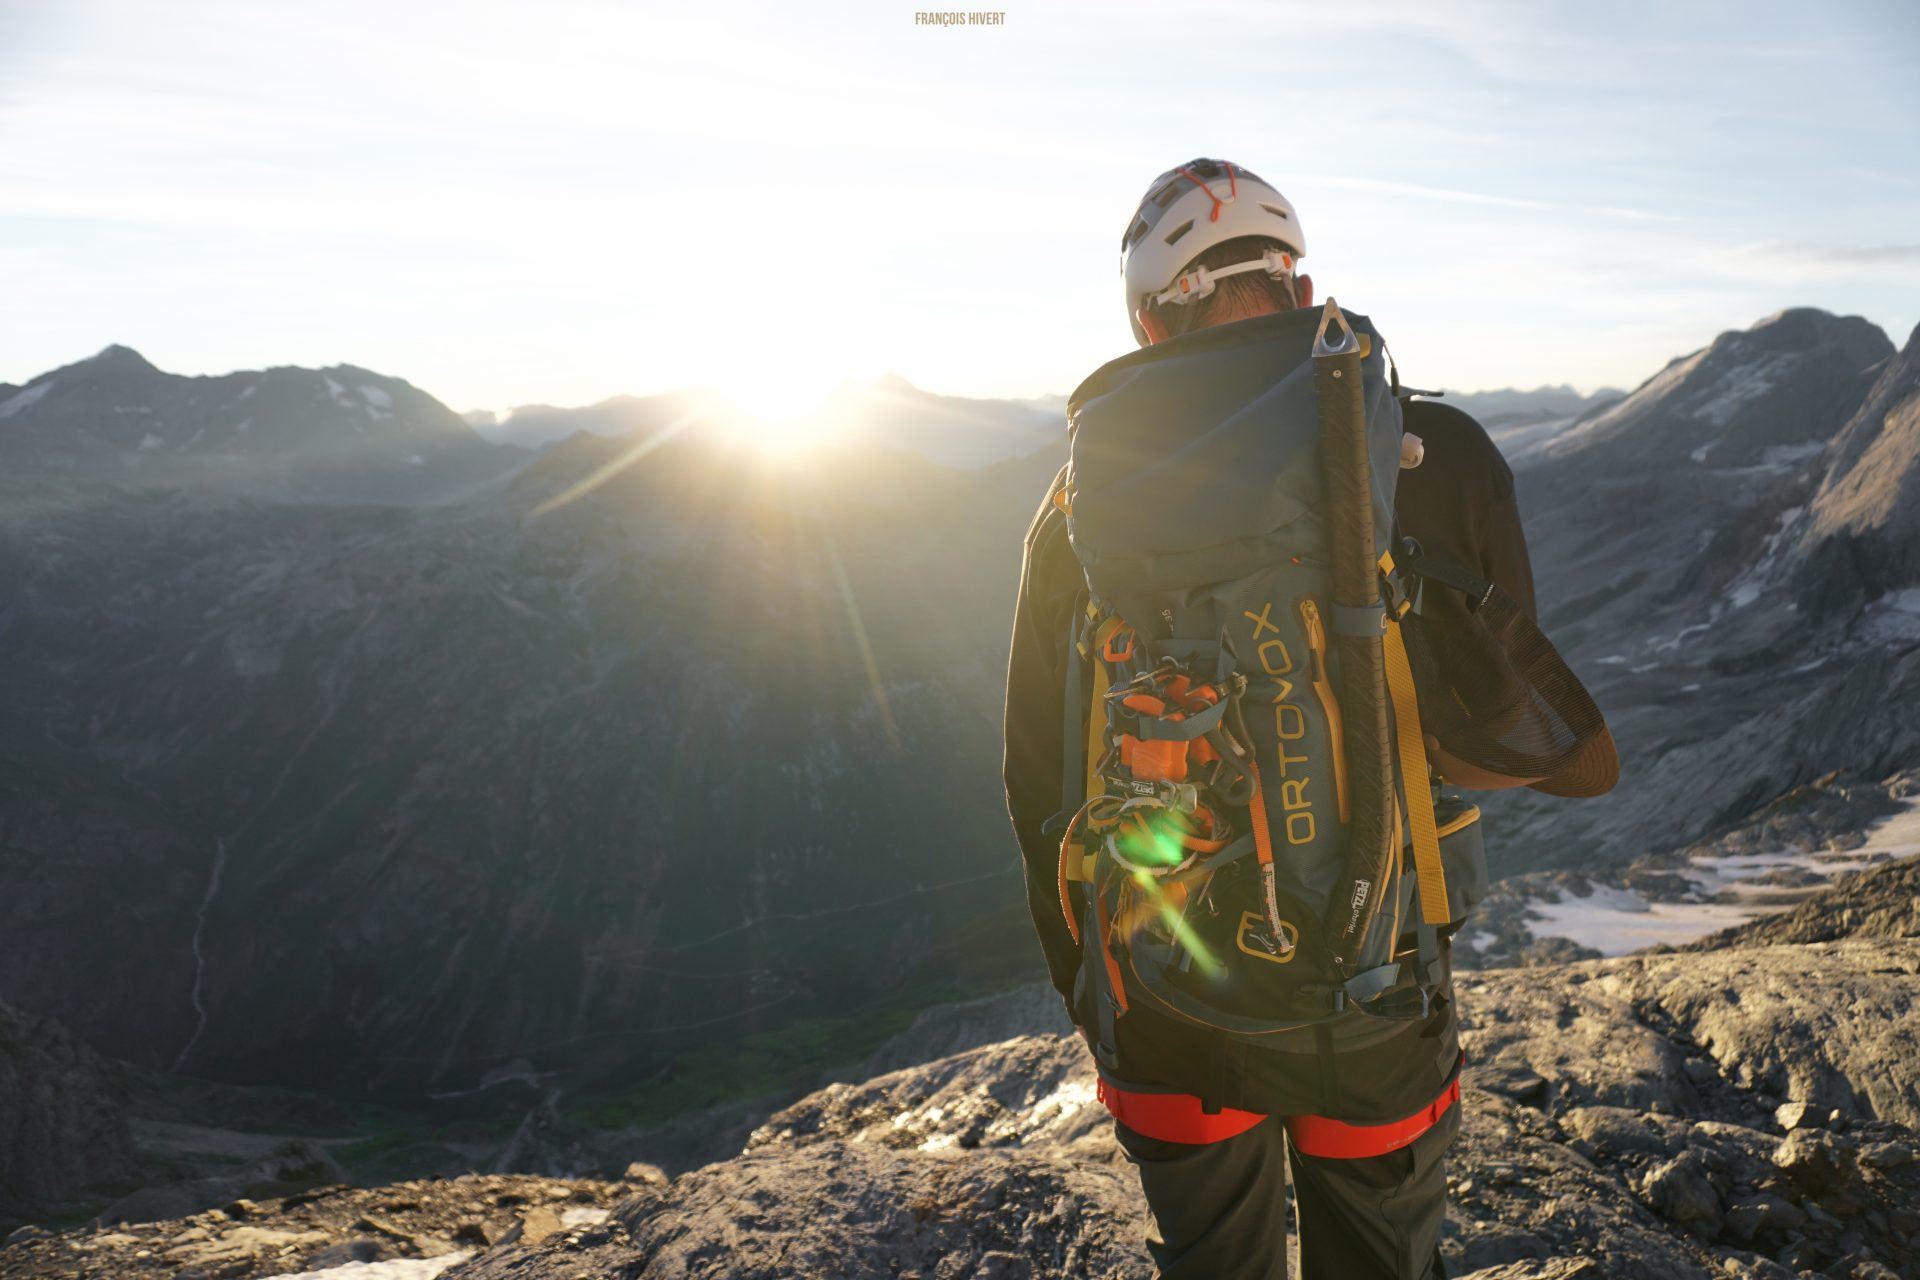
left=7, top=779, right=1920, bottom=1280
left=0, top=1174, right=644, bottom=1280
left=7, top=905, right=1919, bottom=1278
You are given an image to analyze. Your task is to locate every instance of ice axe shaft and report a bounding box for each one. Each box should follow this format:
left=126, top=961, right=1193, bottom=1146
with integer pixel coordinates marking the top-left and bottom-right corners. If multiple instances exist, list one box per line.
left=1310, top=298, right=1396, bottom=971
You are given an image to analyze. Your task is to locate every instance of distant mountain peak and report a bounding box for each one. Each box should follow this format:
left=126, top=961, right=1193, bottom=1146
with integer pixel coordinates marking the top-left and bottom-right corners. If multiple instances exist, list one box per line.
left=83, top=344, right=159, bottom=373
left=1536, top=307, right=1892, bottom=469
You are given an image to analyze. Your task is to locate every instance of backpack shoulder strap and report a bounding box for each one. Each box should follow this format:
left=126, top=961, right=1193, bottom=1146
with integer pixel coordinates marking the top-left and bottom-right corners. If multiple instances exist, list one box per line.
left=1379, top=548, right=1450, bottom=928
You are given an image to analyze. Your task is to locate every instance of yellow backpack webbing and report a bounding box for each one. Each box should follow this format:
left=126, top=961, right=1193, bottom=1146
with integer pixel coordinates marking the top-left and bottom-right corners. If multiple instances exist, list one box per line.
left=1379, top=551, right=1449, bottom=926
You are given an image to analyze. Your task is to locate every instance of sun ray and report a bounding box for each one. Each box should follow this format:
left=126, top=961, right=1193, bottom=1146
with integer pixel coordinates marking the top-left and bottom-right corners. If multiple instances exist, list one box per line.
left=821, top=530, right=901, bottom=751
left=525, top=409, right=705, bottom=519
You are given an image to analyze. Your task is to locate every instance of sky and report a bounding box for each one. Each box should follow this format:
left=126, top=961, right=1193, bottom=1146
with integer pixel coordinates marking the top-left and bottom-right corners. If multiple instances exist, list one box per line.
left=2, top=0, right=1916, bottom=417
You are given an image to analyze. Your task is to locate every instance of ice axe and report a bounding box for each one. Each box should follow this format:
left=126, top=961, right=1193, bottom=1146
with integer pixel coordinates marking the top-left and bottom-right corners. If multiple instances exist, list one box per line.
left=1310, top=298, right=1398, bottom=982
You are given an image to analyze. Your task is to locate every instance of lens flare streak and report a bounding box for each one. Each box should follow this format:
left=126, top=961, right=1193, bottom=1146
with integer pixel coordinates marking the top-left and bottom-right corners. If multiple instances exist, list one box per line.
left=1127, top=867, right=1222, bottom=977
left=822, top=533, right=902, bottom=751
left=526, top=409, right=704, bottom=519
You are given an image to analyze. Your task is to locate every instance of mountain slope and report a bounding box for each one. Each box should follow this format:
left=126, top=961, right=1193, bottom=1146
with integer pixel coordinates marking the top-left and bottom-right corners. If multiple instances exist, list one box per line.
left=0, top=346, right=524, bottom=504
left=0, top=431, right=1063, bottom=1098
left=1794, top=322, right=1920, bottom=613
left=1482, top=309, right=1911, bottom=875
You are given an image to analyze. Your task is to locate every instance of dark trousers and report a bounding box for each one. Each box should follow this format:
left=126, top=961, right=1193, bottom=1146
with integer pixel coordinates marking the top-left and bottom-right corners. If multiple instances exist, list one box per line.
left=1113, top=1100, right=1457, bottom=1280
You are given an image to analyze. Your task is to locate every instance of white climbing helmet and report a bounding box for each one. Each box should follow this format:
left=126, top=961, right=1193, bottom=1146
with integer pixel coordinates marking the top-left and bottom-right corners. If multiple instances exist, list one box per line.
left=1120, top=158, right=1307, bottom=346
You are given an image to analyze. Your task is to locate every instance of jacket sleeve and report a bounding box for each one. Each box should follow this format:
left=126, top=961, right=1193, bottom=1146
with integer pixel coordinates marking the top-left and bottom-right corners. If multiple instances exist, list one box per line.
left=1002, top=477, right=1085, bottom=1013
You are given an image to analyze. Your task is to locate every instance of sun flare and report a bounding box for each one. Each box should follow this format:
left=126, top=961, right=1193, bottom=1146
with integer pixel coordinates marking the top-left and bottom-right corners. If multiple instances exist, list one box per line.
left=723, top=370, right=848, bottom=453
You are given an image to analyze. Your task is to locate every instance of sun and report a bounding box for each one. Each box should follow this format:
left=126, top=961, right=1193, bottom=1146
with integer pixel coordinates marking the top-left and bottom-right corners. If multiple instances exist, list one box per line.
left=722, top=367, right=849, bottom=453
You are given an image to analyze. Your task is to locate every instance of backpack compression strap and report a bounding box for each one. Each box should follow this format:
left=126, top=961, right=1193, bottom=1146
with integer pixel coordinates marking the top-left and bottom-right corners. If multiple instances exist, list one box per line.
left=1380, top=549, right=1449, bottom=926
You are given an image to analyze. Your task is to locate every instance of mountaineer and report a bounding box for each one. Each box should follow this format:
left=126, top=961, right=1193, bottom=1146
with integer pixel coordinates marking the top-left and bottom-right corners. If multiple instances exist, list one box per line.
left=1003, top=158, right=1618, bottom=1279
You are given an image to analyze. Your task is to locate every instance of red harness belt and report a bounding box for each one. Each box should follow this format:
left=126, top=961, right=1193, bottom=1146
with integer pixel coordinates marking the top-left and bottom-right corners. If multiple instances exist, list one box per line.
left=1097, top=1071, right=1461, bottom=1158
left=1286, top=1073, right=1461, bottom=1158
left=1096, top=1076, right=1266, bottom=1145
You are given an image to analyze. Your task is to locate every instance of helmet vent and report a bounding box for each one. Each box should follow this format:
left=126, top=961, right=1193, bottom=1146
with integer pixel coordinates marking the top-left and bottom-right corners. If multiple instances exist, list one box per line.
left=1260, top=203, right=1292, bottom=221
left=1163, top=219, right=1195, bottom=247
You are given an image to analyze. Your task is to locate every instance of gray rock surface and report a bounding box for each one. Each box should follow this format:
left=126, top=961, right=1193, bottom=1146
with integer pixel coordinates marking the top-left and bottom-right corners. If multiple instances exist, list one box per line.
left=1696, top=853, right=1920, bottom=948
left=492, top=1100, right=602, bottom=1179
left=0, top=1000, right=135, bottom=1209
left=459, top=1144, right=1152, bottom=1280
left=0, top=1174, right=625, bottom=1279
left=1799, top=320, right=1920, bottom=605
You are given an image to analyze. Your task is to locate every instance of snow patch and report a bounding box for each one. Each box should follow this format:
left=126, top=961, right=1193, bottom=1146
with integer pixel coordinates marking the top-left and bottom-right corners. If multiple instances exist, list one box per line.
left=1689, top=350, right=1798, bottom=428
left=236, top=417, right=252, bottom=433
left=1690, top=443, right=1713, bottom=463
left=0, top=380, right=53, bottom=419
left=259, top=1253, right=471, bottom=1280
left=1719, top=506, right=1806, bottom=611
left=1459, top=929, right=1498, bottom=954
left=138, top=432, right=164, bottom=450
left=1527, top=883, right=1756, bottom=955
left=323, top=374, right=349, bottom=404
left=1859, top=591, right=1920, bottom=646
left=1524, top=797, right=1920, bottom=956
left=1486, top=415, right=1578, bottom=463
left=1887, top=587, right=1920, bottom=615
left=1650, top=620, right=1713, bottom=655
left=358, top=384, right=393, bottom=409
left=1759, top=442, right=1824, bottom=468
left=237, top=382, right=257, bottom=401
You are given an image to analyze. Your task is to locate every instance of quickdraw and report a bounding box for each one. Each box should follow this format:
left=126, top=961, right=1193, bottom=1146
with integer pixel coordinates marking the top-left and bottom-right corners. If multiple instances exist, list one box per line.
left=1059, top=649, right=1262, bottom=948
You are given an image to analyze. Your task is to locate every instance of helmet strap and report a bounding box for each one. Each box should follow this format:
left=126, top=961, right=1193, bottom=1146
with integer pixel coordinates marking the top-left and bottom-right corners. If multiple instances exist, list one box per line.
left=1149, top=247, right=1298, bottom=310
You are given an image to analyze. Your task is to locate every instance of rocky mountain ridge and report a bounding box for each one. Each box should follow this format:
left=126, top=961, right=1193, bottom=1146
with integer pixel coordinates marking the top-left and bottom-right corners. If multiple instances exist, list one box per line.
left=0, top=346, right=523, bottom=504
left=3, top=305, right=1917, bottom=1109
left=1480, top=308, right=1916, bottom=877
left=466, top=375, right=1068, bottom=468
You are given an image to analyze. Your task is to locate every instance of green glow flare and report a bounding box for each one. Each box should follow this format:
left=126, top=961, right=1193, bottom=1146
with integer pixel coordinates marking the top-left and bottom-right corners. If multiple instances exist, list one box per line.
left=1128, top=869, right=1223, bottom=978
left=1117, top=814, right=1186, bottom=868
